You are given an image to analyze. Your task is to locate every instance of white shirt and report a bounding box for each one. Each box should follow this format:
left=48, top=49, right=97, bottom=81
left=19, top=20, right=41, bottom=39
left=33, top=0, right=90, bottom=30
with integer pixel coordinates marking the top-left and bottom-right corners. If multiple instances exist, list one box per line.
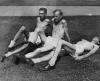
left=52, top=18, right=65, bottom=39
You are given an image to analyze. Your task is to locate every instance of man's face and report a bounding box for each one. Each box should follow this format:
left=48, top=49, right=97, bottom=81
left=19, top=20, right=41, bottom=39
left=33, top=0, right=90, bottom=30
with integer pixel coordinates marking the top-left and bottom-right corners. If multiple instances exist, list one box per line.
left=92, top=37, right=99, bottom=44
left=53, top=11, right=62, bottom=23
left=39, top=10, right=46, bottom=19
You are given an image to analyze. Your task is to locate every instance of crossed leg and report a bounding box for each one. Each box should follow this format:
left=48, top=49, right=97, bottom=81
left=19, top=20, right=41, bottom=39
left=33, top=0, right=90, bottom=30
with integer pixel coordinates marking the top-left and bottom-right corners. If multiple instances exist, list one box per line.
left=30, top=50, right=55, bottom=63
left=10, top=27, right=45, bottom=54
left=48, top=39, right=76, bottom=66
left=25, top=45, right=55, bottom=58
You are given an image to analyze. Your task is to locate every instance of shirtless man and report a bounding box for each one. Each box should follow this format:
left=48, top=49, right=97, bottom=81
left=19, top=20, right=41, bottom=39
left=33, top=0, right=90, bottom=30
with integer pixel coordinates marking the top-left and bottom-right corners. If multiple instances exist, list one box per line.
left=20, top=9, right=70, bottom=66
left=40, top=37, right=99, bottom=71
left=1, top=7, right=51, bottom=62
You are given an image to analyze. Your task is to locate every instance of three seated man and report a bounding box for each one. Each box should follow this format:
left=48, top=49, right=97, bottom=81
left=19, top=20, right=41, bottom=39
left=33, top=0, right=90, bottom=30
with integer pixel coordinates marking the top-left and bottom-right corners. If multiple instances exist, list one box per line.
left=1, top=8, right=99, bottom=71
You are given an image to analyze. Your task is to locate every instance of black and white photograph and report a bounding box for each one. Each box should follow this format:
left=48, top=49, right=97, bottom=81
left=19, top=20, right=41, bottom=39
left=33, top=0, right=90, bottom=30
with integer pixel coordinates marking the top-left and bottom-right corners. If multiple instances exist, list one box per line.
left=0, top=0, right=100, bottom=81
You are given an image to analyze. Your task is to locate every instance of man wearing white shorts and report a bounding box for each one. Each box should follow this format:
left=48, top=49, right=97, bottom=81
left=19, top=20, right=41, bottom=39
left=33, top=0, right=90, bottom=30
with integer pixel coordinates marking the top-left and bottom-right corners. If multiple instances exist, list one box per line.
left=40, top=37, right=99, bottom=71
left=1, top=7, right=51, bottom=62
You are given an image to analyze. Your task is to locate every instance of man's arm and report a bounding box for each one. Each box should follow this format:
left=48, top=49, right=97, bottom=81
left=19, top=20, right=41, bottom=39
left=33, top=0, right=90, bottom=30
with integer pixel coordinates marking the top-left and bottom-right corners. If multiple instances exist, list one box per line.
left=62, top=20, right=70, bottom=42
left=47, top=19, right=53, bottom=30
left=45, top=19, right=53, bottom=36
left=76, top=45, right=99, bottom=60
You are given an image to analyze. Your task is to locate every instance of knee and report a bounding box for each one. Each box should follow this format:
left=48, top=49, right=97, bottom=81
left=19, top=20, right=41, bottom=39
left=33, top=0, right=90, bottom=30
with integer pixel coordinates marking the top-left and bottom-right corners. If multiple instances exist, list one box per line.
left=36, top=48, right=41, bottom=52
left=20, top=26, right=26, bottom=32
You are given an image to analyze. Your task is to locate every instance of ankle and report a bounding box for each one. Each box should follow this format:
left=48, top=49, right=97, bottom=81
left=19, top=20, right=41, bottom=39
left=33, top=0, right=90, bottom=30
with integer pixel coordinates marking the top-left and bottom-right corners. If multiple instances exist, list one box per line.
left=1, top=56, right=6, bottom=62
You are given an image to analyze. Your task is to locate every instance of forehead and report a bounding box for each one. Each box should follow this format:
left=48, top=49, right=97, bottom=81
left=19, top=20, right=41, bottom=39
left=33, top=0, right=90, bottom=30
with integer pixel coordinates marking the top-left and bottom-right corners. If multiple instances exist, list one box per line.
left=54, top=11, right=60, bottom=15
left=39, top=10, right=45, bottom=13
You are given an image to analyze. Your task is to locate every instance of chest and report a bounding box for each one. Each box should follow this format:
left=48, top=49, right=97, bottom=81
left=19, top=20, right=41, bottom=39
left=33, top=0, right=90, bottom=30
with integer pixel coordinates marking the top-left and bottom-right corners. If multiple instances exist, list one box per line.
left=53, top=23, right=64, bottom=32
left=83, top=42, right=94, bottom=50
left=37, top=19, right=48, bottom=28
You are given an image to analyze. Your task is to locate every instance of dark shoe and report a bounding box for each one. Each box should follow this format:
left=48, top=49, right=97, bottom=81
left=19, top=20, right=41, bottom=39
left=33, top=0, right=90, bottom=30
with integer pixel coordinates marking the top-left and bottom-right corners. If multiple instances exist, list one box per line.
left=26, top=58, right=34, bottom=67
left=20, top=56, right=34, bottom=66
left=1, top=56, right=6, bottom=62
left=14, top=56, right=21, bottom=65
left=39, top=64, right=55, bottom=71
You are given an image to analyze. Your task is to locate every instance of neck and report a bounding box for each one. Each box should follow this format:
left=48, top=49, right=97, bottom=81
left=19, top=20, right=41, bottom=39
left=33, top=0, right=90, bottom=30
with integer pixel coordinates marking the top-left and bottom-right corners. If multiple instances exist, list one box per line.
left=91, top=41, right=96, bottom=44
left=40, top=17, right=45, bottom=22
left=54, top=18, right=62, bottom=25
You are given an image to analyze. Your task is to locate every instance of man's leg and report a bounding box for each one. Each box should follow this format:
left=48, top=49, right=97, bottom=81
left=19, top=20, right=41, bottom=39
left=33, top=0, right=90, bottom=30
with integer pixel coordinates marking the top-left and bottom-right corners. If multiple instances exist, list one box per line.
left=8, top=26, right=29, bottom=48
left=31, top=50, right=54, bottom=63
left=11, top=30, right=46, bottom=64
left=21, top=45, right=54, bottom=66
left=25, top=45, right=54, bottom=58
left=12, top=28, right=44, bottom=57
left=49, top=40, right=76, bottom=66
left=38, top=31, right=46, bottom=44
left=28, top=28, right=45, bottom=44
left=24, top=28, right=47, bottom=58
left=40, top=39, right=76, bottom=71
left=1, top=43, right=28, bottom=62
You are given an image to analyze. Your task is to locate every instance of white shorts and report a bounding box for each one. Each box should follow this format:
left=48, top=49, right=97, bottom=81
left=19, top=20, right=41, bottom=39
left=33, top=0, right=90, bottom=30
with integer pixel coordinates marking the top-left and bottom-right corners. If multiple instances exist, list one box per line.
left=74, top=44, right=84, bottom=55
left=28, top=32, right=41, bottom=44
left=44, top=36, right=60, bottom=47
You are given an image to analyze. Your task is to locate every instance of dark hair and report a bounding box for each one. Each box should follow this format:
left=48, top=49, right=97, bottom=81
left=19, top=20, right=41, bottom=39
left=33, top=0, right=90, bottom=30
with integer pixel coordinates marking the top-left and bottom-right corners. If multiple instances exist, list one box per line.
left=39, top=7, right=47, bottom=14
left=53, top=9, right=63, bottom=16
left=93, top=37, right=100, bottom=45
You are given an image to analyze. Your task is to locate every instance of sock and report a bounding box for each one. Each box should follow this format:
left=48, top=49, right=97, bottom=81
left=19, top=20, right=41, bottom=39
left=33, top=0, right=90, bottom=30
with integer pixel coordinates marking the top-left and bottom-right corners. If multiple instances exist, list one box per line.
left=8, top=40, right=15, bottom=48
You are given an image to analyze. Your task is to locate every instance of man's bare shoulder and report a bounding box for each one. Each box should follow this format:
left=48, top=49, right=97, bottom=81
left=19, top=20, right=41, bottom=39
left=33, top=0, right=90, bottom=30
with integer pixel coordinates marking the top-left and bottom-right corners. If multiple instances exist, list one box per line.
left=37, top=17, right=40, bottom=20
left=61, top=19, right=67, bottom=23
left=52, top=18, right=54, bottom=22
left=45, top=19, right=50, bottom=22
left=36, top=17, right=40, bottom=22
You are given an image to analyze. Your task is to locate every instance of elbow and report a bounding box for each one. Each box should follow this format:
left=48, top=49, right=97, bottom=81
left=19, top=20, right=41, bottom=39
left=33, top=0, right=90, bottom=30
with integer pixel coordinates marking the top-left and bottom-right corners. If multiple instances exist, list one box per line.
left=95, top=45, right=99, bottom=51
left=97, top=45, right=99, bottom=49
